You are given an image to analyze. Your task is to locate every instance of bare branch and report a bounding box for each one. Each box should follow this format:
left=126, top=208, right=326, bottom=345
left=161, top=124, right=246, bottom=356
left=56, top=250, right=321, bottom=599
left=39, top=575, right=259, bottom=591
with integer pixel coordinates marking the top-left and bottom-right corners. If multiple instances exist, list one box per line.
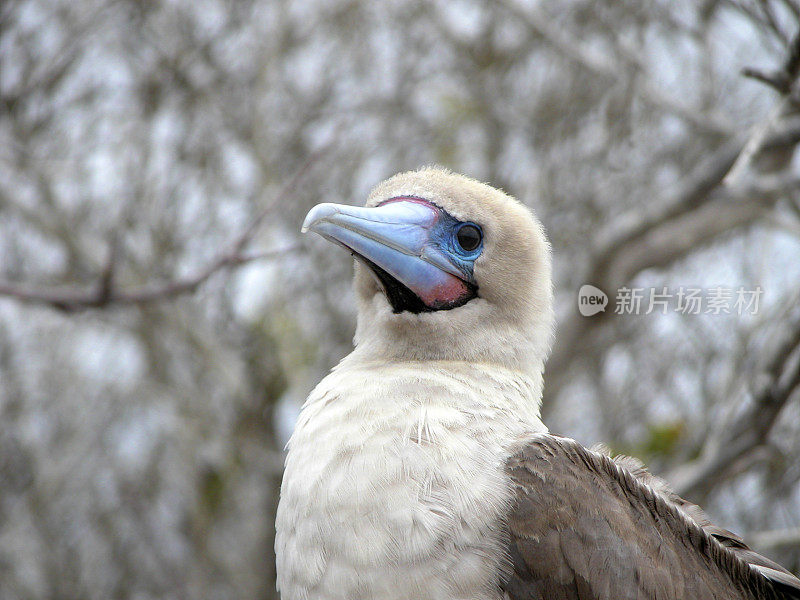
left=0, top=245, right=303, bottom=311
left=724, top=27, right=800, bottom=185
left=723, top=100, right=793, bottom=186
left=742, top=66, right=794, bottom=94
left=544, top=124, right=800, bottom=411
left=499, top=0, right=733, bottom=136
left=666, top=311, right=800, bottom=499
left=97, top=235, right=120, bottom=304
left=0, top=147, right=324, bottom=312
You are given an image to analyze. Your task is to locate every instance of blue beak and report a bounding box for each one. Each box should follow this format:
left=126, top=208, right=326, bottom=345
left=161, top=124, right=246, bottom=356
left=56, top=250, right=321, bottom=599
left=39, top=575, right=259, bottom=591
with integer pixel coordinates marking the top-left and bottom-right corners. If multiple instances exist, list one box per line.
left=302, top=198, right=478, bottom=313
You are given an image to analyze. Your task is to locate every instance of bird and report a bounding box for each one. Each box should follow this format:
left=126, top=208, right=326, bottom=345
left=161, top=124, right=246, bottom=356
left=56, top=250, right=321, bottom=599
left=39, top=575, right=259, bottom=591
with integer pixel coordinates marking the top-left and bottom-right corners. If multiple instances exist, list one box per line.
left=275, top=167, right=800, bottom=600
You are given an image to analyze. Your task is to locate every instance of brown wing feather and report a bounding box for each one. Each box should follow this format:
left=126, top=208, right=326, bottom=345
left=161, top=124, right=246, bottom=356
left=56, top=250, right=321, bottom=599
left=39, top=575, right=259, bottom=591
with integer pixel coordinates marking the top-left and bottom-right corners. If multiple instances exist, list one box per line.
left=501, top=434, right=800, bottom=600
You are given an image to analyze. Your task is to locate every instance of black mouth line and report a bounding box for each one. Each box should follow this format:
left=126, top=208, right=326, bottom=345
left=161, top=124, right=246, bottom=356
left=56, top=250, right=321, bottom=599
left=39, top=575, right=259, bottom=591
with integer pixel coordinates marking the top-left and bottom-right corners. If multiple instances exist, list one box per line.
left=356, top=254, right=432, bottom=314
left=353, top=253, right=478, bottom=315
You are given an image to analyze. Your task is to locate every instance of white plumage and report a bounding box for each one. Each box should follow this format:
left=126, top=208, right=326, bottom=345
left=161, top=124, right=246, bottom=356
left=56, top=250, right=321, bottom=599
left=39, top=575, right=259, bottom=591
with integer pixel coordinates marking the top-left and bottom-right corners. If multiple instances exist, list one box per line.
left=276, top=358, right=545, bottom=599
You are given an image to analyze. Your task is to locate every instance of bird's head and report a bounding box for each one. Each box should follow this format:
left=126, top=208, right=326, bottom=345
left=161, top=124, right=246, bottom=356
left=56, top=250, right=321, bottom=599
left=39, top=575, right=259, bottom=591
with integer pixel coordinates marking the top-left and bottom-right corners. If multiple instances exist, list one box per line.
left=302, top=167, right=553, bottom=376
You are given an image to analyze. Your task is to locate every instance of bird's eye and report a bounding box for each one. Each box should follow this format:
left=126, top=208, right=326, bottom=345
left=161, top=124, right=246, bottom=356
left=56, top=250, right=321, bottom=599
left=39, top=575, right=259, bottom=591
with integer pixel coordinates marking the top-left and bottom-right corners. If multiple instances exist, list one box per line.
left=456, top=224, right=482, bottom=252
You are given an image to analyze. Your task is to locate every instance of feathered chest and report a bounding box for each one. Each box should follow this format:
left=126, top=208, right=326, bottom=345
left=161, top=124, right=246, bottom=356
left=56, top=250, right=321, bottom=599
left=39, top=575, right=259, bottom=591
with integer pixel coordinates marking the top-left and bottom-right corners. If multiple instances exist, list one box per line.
left=275, top=362, right=545, bottom=600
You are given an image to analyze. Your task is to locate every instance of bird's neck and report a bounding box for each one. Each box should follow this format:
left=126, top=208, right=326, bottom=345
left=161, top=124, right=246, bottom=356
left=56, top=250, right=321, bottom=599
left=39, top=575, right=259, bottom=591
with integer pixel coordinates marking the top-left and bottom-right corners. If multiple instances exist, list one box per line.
left=328, top=352, right=547, bottom=433
left=352, top=298, right=551, bottom=388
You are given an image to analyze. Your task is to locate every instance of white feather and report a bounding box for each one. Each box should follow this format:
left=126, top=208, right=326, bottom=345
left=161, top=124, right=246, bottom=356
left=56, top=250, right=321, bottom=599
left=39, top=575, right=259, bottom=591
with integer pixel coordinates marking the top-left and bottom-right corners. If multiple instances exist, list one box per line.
left=275, top=358, right=547, bottom=600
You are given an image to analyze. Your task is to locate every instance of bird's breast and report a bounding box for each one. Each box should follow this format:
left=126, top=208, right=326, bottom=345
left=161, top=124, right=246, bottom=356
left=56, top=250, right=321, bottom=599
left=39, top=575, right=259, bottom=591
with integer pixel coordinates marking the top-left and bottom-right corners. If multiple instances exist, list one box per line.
left=275, top=362, right=544, bottom=600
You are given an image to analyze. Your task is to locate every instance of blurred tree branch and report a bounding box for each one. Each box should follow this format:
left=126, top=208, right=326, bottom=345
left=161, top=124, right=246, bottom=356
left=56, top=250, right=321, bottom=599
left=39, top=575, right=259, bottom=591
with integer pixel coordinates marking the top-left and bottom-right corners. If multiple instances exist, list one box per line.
left=725, top=26, right=800, bottom=185
left=499, top=0, right=734, bottom=136
left=666, top=309, right=800, bottom=500
left=544, top=123, right=800, bottom=410
left=0, top=153, right=323, bottom=312
left=0, top=245, right=301, bottom=312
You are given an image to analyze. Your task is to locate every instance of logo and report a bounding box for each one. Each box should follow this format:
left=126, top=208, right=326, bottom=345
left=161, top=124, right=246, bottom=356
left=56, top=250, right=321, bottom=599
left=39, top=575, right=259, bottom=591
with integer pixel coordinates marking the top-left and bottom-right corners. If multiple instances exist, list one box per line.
left=578, top=284, right=608, bottom=316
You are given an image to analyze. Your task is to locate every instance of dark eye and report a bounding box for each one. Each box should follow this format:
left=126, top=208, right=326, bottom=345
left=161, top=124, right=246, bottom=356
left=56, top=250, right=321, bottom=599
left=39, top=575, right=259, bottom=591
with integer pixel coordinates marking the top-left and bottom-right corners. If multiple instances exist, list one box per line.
left=456, top=224, right=482, bottom=252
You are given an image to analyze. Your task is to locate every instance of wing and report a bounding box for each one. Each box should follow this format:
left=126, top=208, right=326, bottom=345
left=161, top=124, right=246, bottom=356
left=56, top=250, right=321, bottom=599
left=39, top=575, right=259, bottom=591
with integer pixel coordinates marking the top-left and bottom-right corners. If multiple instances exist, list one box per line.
left=500, top=434, right=800, bottom=600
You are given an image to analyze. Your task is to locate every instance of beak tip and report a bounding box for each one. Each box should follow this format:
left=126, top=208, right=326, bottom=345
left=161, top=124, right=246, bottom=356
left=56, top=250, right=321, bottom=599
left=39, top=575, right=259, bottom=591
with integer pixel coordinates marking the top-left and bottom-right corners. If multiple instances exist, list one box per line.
left=301, top=203, right=338, bottom=235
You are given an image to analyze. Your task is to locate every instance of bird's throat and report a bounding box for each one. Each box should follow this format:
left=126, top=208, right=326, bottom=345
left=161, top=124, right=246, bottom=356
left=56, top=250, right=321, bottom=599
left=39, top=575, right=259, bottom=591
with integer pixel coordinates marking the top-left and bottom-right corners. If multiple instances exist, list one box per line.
left=358, top=254, right=478, bottom=314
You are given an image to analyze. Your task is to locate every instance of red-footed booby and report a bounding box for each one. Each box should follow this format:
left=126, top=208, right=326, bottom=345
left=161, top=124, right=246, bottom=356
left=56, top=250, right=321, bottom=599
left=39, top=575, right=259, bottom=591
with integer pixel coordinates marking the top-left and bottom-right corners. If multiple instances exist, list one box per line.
left=276, top=167, right=800, bottom=600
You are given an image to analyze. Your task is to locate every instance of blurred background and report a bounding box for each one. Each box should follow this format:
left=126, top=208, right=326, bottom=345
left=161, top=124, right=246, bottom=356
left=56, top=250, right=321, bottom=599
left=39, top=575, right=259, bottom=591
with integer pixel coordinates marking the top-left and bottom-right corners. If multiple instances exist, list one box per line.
left=2, top=0, right=800, bottom=598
